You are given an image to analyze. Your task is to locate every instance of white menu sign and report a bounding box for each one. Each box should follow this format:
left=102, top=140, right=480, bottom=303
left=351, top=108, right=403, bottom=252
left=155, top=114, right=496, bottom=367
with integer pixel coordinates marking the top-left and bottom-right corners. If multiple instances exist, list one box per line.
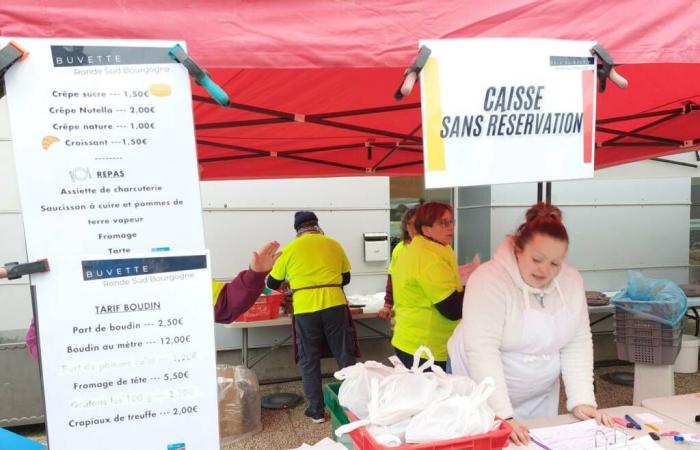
left=3, top=38, right=219, bottom=450
left=4, top=38, right=205, bottom=258
left=35, top=252, right=219, bottom=450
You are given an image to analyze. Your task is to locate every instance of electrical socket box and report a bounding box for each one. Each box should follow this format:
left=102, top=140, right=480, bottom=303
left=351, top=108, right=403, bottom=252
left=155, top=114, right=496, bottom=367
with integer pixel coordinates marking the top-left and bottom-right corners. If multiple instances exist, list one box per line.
left=363, top=232, right=389, bottom=262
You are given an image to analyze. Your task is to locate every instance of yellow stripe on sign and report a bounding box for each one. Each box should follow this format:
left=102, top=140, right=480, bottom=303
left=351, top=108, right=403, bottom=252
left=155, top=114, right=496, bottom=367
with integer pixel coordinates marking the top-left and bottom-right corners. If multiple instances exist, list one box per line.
left=423, top=57, right=445, bottom=171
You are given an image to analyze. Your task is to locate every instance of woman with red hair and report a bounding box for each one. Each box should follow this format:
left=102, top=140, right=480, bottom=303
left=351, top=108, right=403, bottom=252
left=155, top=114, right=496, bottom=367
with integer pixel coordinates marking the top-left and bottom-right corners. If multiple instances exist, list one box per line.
left=448, top=203, right=612, bottom=445
left=390, top=202, right=470, bottom=370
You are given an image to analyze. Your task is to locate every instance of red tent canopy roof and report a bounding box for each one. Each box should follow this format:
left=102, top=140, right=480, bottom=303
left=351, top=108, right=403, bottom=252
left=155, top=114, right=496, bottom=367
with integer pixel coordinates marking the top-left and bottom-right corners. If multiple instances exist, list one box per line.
left=3, top=1, right=700, bottom=179
left=4, top=1, right=700, bottom=67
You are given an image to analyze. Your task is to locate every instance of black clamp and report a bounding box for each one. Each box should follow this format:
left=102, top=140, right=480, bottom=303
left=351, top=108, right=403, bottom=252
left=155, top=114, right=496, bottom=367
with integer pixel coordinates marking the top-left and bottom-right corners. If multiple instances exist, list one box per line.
left=4, top=259, right=50, bottom=280
left=394, top=45, right=432, bottom=100
left=591, top=44, right=628, bottom=93
left=0, top=41, right=28, bottom=99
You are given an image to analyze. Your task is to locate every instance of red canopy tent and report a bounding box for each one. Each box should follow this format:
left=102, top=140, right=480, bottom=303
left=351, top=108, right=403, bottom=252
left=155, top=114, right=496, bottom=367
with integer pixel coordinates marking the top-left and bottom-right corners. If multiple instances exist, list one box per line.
left=2, top=0, right=700, bottom=179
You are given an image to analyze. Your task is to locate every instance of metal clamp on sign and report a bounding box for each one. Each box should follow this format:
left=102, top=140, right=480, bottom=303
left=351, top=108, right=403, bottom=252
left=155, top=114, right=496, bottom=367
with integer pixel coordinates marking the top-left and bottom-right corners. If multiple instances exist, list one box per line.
left=4, top=259, right=50, bottom=280
left=591, top=44, right=628, bottom=93
left=168, top=44, right=230, bottom=106
left=0, top=41, right=28, bottom=99
left=395, top=45, right=432, bottom=100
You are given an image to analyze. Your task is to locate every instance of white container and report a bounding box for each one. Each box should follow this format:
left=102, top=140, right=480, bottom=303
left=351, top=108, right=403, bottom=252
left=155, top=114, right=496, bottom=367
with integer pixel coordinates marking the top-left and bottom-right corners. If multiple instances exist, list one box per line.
left=673, top=334, right=700, bottom=374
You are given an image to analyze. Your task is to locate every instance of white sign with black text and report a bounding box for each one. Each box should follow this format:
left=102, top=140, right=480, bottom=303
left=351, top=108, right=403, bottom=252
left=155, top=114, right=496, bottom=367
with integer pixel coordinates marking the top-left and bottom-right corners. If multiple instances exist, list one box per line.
left=4, top=38, right=204, bottom=258
left=419, top=38, right=597, bottom=188
left=36, top=252, right=218, bottom=450
left=3, top=38, right=218, bottom=450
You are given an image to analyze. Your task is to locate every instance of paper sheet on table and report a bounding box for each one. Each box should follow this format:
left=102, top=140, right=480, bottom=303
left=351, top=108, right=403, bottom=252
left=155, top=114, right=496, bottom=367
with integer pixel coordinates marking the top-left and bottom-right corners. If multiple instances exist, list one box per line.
left=632, top=413, right=663, bottom=424
left=529, top=419, right=629, bottom=450
left=599, top=436, right=663, bottom=450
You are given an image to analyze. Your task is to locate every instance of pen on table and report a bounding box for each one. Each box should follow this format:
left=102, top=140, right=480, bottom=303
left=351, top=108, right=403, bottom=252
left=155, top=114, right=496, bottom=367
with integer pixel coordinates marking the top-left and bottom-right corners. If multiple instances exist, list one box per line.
left=645, top=423, right=660, bottom=432
left=529, top=435, right=552, bottom=450
left=612, top=417, right=629, bottom=428
left=624, top=414, right=642, bottom=430
left=660, top=431, right=679, bottom=437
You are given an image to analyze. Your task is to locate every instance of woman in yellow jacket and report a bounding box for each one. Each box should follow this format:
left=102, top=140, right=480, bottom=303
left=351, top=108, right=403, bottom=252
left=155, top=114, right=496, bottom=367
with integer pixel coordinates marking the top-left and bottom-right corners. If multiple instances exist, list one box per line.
left=390, top=202, right=465, bottom=370
left=378, top=205, right=419, bottom=320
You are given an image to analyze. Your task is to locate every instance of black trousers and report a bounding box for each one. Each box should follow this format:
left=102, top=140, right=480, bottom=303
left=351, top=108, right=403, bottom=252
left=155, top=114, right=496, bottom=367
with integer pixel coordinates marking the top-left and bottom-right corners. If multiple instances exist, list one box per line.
left=393, top=346, right=448, bottom=372
left=294, top=305, right=357, bottom=414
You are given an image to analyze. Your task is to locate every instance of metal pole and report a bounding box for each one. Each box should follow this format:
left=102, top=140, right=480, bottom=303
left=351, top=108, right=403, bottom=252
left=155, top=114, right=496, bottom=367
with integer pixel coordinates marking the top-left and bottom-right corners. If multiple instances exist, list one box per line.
left=241, top=328, right=249, bottom=368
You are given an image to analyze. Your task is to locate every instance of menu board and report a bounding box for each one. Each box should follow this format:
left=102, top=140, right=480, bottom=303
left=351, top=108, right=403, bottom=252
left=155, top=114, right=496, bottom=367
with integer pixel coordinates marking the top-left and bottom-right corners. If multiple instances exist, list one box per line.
left=35, top=252, right=219, bottom=450
left=4, top=38, right=205, bottom=259
left=3, top=38, right=219, bottom=450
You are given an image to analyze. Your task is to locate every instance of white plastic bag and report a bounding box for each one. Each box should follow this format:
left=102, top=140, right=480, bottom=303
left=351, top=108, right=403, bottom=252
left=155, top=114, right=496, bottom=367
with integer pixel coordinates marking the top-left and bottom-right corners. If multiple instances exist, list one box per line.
left=336, top=346, right=468, bottom=443
left=334, top=359, right=404, bottom=419
left=430, top=363, right=477, bottom=398
left=404, top=377, right=498, bottom=443
left=366, top=346, right=442, bottom=425
left=335, top=347, right=440, bottom=439
left=366, top=418, right=411, bottom=447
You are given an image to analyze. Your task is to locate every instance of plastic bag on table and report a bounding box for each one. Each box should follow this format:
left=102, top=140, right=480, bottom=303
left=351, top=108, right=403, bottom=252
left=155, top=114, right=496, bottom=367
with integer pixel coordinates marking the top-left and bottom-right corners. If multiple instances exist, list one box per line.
left=404, top=377, right=498, bottom=443
left=335, top=346, right=444, bottom=442
left=366, top=418, right=411, bottom=448
left=334, top=358, right=406, bottom=419
left=611, top=271, right=688, bottom=326
left=366, top=346, right=445, bottom=425
left=217, top=364, right=262, bottom=445
left=429, top=362, right=477, bottom=397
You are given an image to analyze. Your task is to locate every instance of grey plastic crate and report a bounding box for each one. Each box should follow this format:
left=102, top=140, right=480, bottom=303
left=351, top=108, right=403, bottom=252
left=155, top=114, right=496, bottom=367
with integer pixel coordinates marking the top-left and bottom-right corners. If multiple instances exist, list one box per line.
left=615, top=340, right=681, bottom=365
left=614, top=322, right=682, bottom=340
left=614, top=332, right=682, bottom=348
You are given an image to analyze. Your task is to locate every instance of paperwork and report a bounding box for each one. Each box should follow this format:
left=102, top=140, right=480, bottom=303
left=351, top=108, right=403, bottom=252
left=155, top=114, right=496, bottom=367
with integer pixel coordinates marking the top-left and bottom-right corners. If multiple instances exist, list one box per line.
left=529, top=419, right=629, bottom=450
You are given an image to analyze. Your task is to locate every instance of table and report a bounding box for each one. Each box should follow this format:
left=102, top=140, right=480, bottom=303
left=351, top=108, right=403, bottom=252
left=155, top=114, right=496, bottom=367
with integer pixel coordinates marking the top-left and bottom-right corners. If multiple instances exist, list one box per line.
left=588, top=295, right=700, bottom=336
left=224, top=310, right=389, bottom=368
left=511, top=405, right=699, bottom=449
left=642, top=394, right=700, bottom=428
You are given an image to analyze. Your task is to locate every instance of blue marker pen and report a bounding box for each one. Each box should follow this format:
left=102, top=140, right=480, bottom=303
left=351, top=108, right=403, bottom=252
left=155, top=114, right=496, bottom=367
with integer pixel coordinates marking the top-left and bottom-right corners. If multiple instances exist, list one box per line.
left=624, top=414, right=642, bottom=430
left=675, top=435, right=700, bottom=447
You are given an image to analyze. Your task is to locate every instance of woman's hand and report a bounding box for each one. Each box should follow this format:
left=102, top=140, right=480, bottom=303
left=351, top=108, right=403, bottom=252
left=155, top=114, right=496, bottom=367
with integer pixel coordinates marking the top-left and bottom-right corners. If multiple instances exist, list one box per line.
left=250, top=241, right=282, bottom=273
left=458, top=253, right=481, bottom=285
left=572, top=404, right=614, bottom=427
left=377, top=307, right=393, bottom=320
left=506, top=418, right=531, bottom=446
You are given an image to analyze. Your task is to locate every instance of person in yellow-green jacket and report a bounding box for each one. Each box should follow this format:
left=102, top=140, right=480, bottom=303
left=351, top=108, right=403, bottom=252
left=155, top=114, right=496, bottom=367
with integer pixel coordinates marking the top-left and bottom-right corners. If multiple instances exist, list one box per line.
left=378, top=205, right=419, bottom=320
left=266, top=211, right=356, bottom=424
left=390, top=202, right=476, bottom=371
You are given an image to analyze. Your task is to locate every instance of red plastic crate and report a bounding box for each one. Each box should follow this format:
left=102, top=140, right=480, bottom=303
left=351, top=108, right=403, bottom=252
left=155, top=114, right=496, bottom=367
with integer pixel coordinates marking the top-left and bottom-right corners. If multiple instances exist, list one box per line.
left=235, top=291, right=284, bottom=322
left=345, top=410, right=512, bottom=450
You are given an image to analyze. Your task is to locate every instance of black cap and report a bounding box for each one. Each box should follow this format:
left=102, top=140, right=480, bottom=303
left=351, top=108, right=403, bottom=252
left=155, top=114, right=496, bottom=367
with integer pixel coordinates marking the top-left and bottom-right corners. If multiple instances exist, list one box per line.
left=294, top=211, right=318, bottom=230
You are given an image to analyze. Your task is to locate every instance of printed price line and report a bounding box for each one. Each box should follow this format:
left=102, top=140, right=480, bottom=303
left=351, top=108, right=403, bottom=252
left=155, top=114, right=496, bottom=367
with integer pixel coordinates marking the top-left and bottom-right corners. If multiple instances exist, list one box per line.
left=172, top=405, right=198, bottom=416
left=130, top=122, right=156, bottom=130
left=163, top=370, right=189, bottom=381
left=123, top=90, right=150, bottom=98
left=160, top=335, right=191, bottom=345
left=129, top=106, right=156, bottom=114
left=119, top=138, right=149, bottom=146
left=158, top=317, right=184, bottom=327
